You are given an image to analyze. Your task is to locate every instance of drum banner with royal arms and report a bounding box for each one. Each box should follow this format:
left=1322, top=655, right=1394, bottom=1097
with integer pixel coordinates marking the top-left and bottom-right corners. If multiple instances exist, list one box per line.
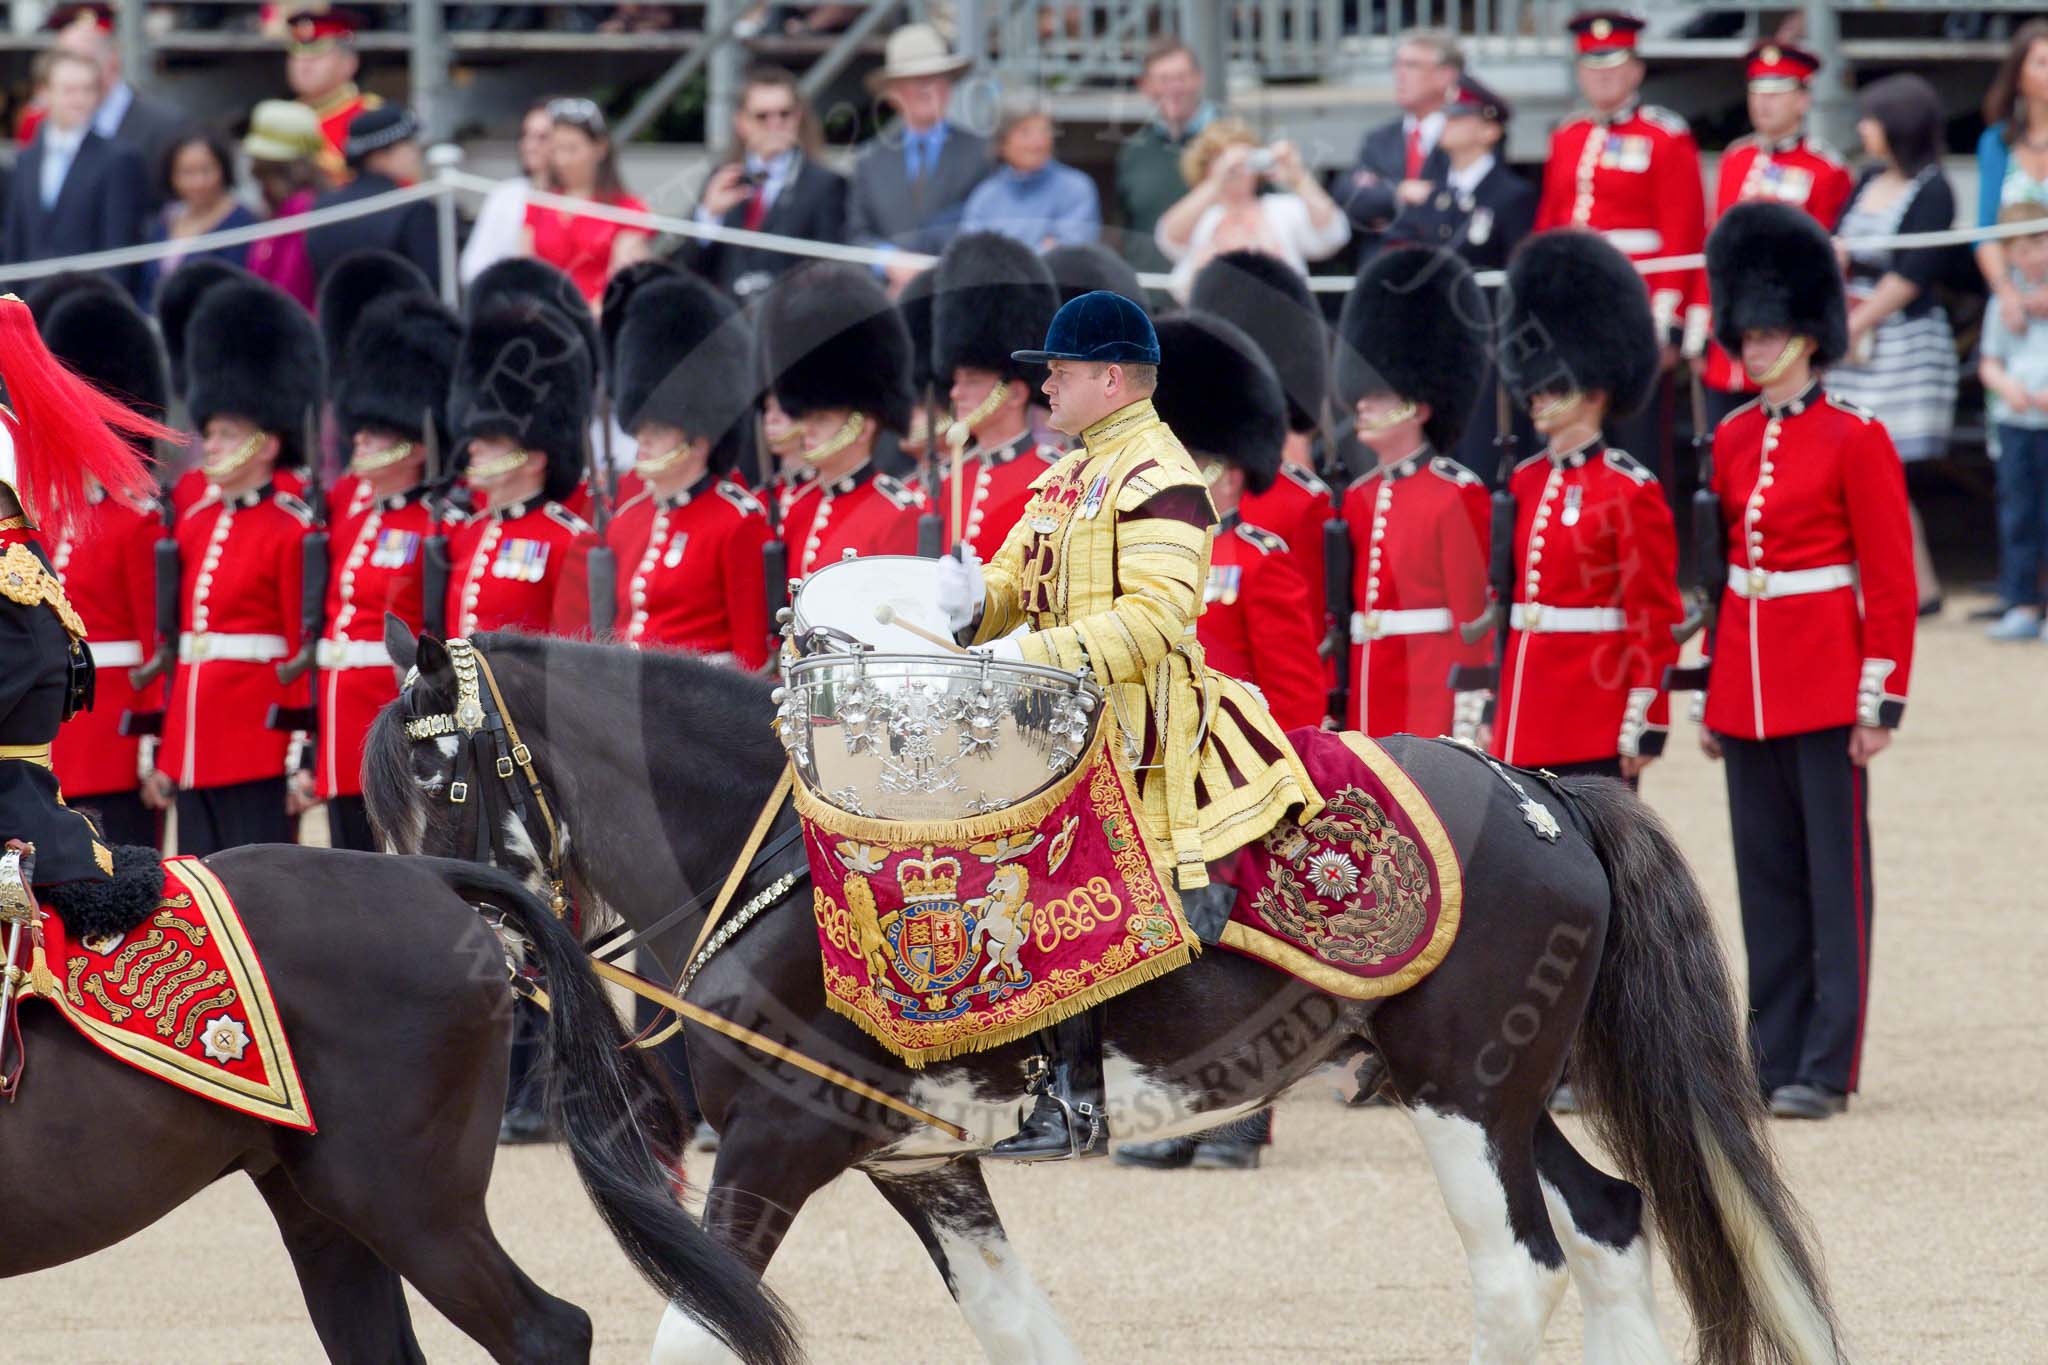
left=793, top=721, right=1196, bottom=1068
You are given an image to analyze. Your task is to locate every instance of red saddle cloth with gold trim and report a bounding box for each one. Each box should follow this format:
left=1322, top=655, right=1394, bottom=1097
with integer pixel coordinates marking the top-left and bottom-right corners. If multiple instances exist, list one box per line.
left=1208, top=730, right=1462, bottom=998
left=22, top=855, right=314, bottom=1130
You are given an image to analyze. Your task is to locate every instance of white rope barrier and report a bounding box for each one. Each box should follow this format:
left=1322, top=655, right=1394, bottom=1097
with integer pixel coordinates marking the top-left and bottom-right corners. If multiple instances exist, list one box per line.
left=1, top=167, right=2038, bottom=296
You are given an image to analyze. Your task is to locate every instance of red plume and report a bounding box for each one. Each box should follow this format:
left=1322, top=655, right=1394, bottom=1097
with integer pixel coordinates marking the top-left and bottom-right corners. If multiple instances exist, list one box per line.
left=0, top=296, right=176, bottom=540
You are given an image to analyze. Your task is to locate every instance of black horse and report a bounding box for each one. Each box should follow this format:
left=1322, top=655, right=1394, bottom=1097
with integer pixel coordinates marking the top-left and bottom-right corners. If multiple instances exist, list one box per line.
left=367, top=628, right=1845, bottom=1365
left=1, top=848, right=796, bottom=1365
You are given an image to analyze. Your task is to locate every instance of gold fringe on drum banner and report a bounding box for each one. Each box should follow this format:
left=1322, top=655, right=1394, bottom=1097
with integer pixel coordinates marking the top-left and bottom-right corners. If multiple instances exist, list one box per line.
left=794, top=720, right=1198, bottom=1069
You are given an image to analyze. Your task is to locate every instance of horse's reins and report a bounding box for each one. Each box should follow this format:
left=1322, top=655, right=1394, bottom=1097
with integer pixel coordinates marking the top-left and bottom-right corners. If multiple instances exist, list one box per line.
left=402, top=638, right=971, bottom=1144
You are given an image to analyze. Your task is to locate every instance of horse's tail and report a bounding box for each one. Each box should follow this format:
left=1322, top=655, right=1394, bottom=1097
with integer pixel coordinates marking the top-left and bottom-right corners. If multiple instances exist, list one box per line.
left=1559, top=777, right=1843, bottom=1365
left=431, top=861, right=801, bottom=1365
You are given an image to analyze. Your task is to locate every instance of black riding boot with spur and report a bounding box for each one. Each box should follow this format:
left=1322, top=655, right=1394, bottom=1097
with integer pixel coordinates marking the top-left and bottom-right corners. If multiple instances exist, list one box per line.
left=988, top=1007, right=1109, bottom=1160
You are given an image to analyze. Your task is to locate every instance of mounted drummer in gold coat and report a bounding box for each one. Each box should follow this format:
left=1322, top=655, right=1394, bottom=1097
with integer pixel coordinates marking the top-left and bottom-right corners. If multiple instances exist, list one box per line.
left=936, top=290, right=1325, bottom=1158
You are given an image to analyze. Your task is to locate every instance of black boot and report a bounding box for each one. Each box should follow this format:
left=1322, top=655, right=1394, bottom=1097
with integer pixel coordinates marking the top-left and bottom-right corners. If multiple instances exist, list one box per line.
left=1189, top=1107, right=1271, bottom=1170
left=988, top=1008, right=1109, bottom=1161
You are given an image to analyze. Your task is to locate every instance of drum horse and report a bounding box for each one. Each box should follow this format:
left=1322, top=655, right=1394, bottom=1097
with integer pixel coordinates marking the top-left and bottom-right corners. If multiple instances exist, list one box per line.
left=367, top=564, right=1844, bottom=1365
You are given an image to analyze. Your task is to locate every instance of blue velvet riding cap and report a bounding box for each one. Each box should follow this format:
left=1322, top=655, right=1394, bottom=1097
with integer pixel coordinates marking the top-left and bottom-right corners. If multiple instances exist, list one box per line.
left=1012, top=290, right=1162, bottom=366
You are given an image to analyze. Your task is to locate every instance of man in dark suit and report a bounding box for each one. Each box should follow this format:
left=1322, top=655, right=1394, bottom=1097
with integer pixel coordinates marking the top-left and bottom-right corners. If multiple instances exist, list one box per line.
left=676, top=65, right=847, bottom=302
left=304, top=106, right=442, bottom=292
left=54, top=9, right=186, bottom=213
left=1337, top=28, right=1462, bottom=256
left=845, top=24, right=989, bottom=294
left=2, top=50, right=148, bottom=299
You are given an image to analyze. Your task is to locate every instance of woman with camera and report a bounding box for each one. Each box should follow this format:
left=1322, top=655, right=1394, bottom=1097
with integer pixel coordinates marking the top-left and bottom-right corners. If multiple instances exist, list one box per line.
left=1153, top=118, right=1350, bottom=302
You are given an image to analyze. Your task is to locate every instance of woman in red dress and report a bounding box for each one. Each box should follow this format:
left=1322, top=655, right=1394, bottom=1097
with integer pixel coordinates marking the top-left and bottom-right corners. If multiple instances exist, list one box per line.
left=522, top=98, right=652, bottom=306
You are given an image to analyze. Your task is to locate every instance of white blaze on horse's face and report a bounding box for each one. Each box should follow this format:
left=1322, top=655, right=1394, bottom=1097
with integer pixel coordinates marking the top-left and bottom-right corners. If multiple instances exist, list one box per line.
left=498, top=812, right=555, bottom=904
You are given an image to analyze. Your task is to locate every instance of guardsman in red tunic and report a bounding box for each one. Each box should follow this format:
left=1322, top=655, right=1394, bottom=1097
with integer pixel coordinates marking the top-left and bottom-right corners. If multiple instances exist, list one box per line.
left=1331, top=246, right=1492, bottom=741
left=1693, top=205, right=1915, bottom=1120
left=1487, top=230, right=1682, bottom=781
left=1693, top=41, right=1854, bottom=426
left=1191, top=249, right=1336, bottom=630
left=606, top=272, right=772, bottom=668
left=760, top=264, right=926, bottom=576
left=37, top=287, right=171, bottom=851
left=310, top=293, right=461, bottom=850
left=284, top=8, right=380, bottom=185
left=445, top=294, right=596, bottom=639
left=147, top=280, right=322, bottom=854
left=930, top=233, right=1066, bottom=559
left=1152, top=312, right=1326, bottom=733
left=1536, top=11, right=1706, bottom=479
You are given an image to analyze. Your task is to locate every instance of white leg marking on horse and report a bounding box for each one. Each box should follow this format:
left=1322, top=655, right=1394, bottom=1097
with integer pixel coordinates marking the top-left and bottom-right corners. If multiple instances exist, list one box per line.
left=1539, top=1179, right=1670, bottom=1365
left=930, top=1219, right=1083, bottom=1365
left=648, top=1304, right=742, bottom=1365
left=1409, top=1106, right=1567, bottom=1365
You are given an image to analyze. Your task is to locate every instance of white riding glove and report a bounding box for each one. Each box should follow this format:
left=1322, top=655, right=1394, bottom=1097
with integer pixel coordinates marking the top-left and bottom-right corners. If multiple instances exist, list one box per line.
left=935, top=545, right=986, bottom=635
left=979, top=635, right=1026, bottom=664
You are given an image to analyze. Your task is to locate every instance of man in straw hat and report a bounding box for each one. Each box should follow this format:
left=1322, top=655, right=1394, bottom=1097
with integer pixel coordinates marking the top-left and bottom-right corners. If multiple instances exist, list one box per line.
left=846, top=23, right=989, bottom=293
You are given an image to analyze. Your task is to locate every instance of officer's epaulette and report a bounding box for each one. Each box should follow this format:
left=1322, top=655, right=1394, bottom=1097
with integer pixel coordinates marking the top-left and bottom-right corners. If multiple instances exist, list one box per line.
left=544, top=501, right=593, bottom=534
left=1639, top=104, right=1690, bottom=136
left=1602, top=448, right=1656, bottom=485
left=1428, top=455, right=1483, bottom=487
left=874, top=473, right=921, bottom=510
left=717, top=481, right=766, bottom=517
left=1234, top=522, right=1289, bottom=555
left=1825, top=394, right=1876, bottom=425
left=274, top=490, right=317, bottom=526
left=1280, top=462, right=1331, bottom=496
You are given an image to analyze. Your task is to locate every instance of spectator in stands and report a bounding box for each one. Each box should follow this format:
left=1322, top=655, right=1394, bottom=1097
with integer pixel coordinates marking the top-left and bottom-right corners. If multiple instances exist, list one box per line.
left=524, top=97, right=651, bottom=307
left=845, top=24, right=988, bottom=293
left=1978, top=202, right=2048, bottom=641
left=962, top=109, right=1100, bottom=249
left=1382, top=75, right=1533, bottom=273
left=283, top=8, right=380, bottom=186
left=1, top=50, right=147, bottom=299
left=15, top=51, right=53, bottom=147
left=1338, top=27, right=1461, bottom=255
left=462, top=97, right=554, bottom=286
left=140, top=129, right=259, bottom=311
left=1826, top=72, right=1959, bottom=614
left=242, top=99, right=326, bottom=310
left=1975, top=19, right=2048, bottom=337
left=1114, top=38, right=1214, bottom=275
left=305, top=105, right=441, bottom=290
left=1153, top=120, right=1349, bottom=303
left=54, top=8, right=184, bottom=213
left=677, top=65, right=846, bottom=302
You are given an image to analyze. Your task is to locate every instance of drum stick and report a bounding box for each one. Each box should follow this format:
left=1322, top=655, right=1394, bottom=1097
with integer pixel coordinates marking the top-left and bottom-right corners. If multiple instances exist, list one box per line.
left=874, top=604, right=968, bottom=654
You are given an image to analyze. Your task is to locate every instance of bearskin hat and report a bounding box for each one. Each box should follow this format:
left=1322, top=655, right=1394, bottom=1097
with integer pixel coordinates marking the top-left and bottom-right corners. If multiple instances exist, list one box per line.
left=1188, top=249, right=1330, bottom=434
left=22, top=270, right=121, bottom=323
left=1041, top=242, right=1149, bottom=315
left=932, top=231, right=1060, bottom=392
left=184, top=278, right=324, bottom=469
left=896, top=264, right=940, bottom=395
left=451, top=294, right=593, bottom=501
left=1706, top=201, right=1848, bottom=368
left=615, top=273, right=757, bottom=476
left=1151, top=311, right=1286, bottom=494
left=466, top=256, right=603, bottom=384
left=316, top=248, right=432, bottom=387
left=1499, top=229, right=1658, bottom=418
left=42, top=288, right=169, bottom=423
left=335, top=293, right=460, bottom=451
left=156, top=257, right=252, bottom=393
left=598, top=257, right=680, bottom=375
left=758, top=262, right=914, bottom=434
left=1335, top=245, right=1489, bottom=454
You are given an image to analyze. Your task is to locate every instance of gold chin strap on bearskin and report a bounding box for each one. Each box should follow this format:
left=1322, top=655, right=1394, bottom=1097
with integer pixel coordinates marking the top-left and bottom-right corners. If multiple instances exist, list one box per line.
left=800, top=411, right=865, bottom=466
left=1356, top=398, right=1419, bottom=435
left=350, top=440, right=415, bottom=475
left=202, top=432, right=265, bottom=482
left=1747, top=335, right=1811, bottom=387
left=468, top=447, right=533, bottom=484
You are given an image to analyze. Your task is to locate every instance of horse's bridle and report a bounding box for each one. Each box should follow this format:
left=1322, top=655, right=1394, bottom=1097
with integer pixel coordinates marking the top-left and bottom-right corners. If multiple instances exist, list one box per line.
left=402, top=638, right=571, bottom=918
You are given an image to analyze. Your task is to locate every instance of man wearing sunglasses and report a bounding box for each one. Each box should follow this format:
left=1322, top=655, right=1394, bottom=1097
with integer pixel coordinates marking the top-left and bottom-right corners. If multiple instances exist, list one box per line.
left=677, top=66, right=847, bottom=300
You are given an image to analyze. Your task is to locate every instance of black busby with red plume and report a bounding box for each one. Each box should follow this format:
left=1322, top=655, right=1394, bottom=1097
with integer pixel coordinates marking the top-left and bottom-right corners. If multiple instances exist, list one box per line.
left=1335, top=245, right=1489, bottom=454
left=1151, top=311, right=1286, bottom=494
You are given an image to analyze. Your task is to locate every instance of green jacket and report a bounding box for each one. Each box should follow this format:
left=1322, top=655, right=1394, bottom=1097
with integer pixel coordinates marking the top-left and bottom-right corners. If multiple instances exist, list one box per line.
left=1113, top=110, right=1209, bottom=274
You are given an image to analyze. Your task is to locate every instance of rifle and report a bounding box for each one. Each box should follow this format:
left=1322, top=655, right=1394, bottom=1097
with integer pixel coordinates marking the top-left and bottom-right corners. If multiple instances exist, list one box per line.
left=1322, top=513, right=1353, bottom=726
left=586, top=397, right=619, bottom=639
left=1665, top=370, right=1722, bottom=693
left=121, top=494, right=179, bottom=740
left=1449, top=381, right=1518, bottom=697
left=915, top=381, right=943, bottom=558
left=269, top=405, right=325, bottom=736
left=421, top=407, right=452, bottom=640
left=758, top=408, right=790, bottom=653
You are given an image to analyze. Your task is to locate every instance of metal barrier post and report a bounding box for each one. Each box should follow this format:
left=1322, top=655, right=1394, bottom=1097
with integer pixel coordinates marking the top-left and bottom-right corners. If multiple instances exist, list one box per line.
left=411, top=0, right=452, bottom=143
left=430, top=144, right=463, bottom=308
left=706, top=0, right=741, bottom=156
left=117, top=0, right=153, bottom=93
left=1181, top=0, right=1227, bottom=108
left=1803, top=0, right=1853, bottom=154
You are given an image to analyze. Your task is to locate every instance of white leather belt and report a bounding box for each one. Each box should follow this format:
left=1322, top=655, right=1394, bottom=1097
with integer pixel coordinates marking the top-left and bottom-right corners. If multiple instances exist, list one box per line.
left=1727, top=563, right=1855, bottom=601
left=317, top=638, right=396, bottom=669
left=178, top=631, right=288, bottom=663
left=88, top=639, right=143, bottom=667
left=1602, top=228, right=1664, bottom=255
left=1510, top=603, right=1625, bottom=633
left=1350, top=607, right=1453, bottom=642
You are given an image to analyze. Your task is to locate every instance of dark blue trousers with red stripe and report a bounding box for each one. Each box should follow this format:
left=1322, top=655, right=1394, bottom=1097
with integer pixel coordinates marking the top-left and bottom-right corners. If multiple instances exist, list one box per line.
left=1721, top=725, right=1874, bottom=1095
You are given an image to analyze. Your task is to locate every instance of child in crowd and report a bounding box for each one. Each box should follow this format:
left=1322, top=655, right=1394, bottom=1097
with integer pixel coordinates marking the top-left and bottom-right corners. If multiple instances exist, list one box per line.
left=1980, top=201, right=2048, bottom=639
